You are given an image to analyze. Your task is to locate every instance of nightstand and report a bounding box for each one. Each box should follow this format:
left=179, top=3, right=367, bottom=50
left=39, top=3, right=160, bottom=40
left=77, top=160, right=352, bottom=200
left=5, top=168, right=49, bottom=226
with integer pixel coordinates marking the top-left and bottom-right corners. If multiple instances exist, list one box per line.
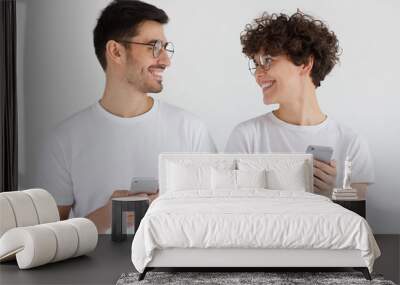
left=111, top=196, right=149, bottom=242
left=332, top=199, right=366, bottom=218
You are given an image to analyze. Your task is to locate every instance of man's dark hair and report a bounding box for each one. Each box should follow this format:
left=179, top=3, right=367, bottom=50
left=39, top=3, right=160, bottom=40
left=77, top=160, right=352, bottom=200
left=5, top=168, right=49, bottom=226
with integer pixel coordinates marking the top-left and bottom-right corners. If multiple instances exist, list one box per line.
left=93, top=0, right=168, bottom=70
left=240, top=11, right=340, bottom=87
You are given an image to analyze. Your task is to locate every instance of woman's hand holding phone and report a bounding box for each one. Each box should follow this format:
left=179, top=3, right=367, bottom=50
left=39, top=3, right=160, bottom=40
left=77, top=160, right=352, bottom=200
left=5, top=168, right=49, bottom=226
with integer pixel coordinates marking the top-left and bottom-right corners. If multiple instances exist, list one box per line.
left=313, top=159, right=337, bottom=197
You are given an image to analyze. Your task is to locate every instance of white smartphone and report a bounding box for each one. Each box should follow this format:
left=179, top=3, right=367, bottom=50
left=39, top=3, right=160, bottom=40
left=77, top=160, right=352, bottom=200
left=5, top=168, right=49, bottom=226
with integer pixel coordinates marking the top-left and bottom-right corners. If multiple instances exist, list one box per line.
left=130, top=177, right=158, bottom=194
left=306, top=145, right=333, bottom=163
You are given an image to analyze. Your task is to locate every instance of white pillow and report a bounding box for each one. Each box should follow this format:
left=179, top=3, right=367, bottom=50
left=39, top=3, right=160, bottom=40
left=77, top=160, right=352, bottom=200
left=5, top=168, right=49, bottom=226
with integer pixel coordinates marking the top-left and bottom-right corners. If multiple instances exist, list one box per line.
left=167, top=162, right=211, bottom=191
left=211, top=169, right=268, bottom=190
left=237, top=169, right=267, bottom=188
left=238, top=158, right=309, bottom=191
left=211, top=168, right=236, bottom=190
left=266, top=166, right=307, bottom=191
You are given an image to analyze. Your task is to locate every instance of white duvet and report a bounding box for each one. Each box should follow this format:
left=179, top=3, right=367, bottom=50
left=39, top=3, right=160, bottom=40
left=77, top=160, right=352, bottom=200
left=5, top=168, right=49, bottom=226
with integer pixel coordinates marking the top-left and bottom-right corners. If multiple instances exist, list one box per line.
left=131, top=190, right=380, bottom=273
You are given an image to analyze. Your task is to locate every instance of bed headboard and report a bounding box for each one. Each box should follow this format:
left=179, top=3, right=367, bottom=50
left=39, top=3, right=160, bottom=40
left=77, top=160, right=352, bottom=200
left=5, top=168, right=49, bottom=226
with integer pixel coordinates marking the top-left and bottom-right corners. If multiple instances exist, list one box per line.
left=158, top=153, right=313, bottom=194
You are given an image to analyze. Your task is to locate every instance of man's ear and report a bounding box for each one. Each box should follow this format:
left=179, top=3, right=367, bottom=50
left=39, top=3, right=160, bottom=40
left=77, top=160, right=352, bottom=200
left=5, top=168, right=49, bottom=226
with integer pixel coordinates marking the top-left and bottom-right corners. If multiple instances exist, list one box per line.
left=300, top=56, right=314, bottom=76
left=105, top=40, right=126, bottom=66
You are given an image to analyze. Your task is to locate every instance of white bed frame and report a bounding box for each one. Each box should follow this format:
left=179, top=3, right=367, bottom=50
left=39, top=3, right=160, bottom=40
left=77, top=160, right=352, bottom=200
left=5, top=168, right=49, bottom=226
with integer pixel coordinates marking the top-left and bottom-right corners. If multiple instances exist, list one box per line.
left=139, top=153, right=371, bottom=280
left=148, top=248, right=365, bottom=268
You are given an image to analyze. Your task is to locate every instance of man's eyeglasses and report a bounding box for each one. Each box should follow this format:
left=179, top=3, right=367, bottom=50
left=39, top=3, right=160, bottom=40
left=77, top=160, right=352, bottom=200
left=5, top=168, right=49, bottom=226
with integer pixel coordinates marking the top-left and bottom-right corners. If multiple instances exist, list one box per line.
left=117, top=39, right=175, bottom=59
left=248, top=55, right=274, bottom=75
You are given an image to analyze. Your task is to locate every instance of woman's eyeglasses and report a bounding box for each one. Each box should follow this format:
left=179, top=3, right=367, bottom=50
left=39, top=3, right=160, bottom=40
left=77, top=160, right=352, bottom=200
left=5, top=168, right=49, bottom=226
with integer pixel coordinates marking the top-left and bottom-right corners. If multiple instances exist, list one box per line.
left=248, top=55, right=274, bottom=75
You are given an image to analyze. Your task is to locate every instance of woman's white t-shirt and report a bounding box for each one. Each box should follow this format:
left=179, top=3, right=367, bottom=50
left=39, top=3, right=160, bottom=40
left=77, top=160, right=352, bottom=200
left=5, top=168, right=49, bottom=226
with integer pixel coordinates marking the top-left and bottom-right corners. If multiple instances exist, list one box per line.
left=225, top=112, right=374, bottom=188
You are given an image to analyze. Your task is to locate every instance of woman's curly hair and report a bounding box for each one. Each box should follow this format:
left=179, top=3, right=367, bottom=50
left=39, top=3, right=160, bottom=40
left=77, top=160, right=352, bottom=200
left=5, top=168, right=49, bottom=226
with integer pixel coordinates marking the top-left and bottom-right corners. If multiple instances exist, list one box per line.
left=240, top=11, right=340, bottom=87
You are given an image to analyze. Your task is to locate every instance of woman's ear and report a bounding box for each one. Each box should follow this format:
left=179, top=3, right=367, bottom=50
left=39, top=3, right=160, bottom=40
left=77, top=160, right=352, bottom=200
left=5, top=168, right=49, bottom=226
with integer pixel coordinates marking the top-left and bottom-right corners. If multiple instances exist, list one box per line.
left=300, top=56, right=314, bottom=76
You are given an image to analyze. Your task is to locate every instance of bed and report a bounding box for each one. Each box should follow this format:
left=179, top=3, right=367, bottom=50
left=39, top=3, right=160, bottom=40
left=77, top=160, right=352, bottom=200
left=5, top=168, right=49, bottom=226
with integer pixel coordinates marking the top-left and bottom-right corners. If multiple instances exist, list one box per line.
left=131, top=153, right=380, bottom=280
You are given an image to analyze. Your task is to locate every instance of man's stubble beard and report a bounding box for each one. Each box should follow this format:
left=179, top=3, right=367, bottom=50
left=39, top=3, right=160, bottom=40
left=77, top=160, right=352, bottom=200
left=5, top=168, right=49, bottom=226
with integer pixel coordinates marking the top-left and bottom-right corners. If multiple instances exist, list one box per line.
left=126, top=55, right=163, bottom=94
left=126, top=73, right=163, bottom=94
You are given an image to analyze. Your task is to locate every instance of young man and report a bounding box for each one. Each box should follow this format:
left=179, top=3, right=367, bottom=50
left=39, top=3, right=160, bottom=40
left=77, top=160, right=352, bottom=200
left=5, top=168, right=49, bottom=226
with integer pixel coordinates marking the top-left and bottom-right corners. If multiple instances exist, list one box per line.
left=36, top=0, right=216, bottom=233
left=226, top=11, right=374, bottom=198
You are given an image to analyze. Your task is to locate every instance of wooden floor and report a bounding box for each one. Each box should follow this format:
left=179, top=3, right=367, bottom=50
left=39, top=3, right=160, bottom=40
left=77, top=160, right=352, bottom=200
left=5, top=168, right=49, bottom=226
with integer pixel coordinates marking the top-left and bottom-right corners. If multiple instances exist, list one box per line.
left=0, top=234, right=398, bottom=284
left=374, top=234, right=400, bottom=284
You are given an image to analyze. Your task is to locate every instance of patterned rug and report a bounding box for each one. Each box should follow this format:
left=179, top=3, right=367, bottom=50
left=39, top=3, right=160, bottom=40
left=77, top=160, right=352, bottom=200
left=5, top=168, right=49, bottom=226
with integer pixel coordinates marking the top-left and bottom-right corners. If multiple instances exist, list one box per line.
left=116, top=271, right=396, bottom=285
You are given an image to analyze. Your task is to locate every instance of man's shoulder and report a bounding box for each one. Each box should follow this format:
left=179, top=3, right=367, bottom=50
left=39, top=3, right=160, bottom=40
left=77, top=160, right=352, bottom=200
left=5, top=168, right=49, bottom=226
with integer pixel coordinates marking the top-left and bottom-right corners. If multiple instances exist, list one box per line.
left=51, top=104, right=97, bottom=138
left=158, top=100, right=206, bottom=126
left=158, top=100, right=194, bottom=117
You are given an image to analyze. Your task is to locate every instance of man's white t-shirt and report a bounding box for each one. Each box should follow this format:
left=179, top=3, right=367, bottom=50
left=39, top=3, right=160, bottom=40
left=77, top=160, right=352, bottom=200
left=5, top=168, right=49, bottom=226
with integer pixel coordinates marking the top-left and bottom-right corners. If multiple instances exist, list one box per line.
left=36, top=99, right=216, bottom=217
left=225, top=112, right=374, bottom=187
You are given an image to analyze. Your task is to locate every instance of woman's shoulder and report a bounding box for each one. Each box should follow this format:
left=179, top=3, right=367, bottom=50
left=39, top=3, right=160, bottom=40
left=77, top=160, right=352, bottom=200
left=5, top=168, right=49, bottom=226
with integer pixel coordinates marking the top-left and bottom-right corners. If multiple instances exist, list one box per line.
left=233, top=112, right=272, bottom=131
left=326, top=117, right=365, bottom=145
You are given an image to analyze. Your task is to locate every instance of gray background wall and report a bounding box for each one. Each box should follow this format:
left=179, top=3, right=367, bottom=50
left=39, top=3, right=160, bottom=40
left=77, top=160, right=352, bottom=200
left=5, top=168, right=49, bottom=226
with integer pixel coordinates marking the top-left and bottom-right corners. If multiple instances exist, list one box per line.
left=16, top=0, right=400, bottom=233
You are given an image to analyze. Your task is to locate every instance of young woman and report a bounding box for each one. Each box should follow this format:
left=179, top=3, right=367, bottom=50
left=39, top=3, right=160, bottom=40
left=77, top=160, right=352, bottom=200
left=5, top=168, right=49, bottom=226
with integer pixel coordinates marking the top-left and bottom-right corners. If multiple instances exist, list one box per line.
left=226, top=11, right=374, bottom=198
